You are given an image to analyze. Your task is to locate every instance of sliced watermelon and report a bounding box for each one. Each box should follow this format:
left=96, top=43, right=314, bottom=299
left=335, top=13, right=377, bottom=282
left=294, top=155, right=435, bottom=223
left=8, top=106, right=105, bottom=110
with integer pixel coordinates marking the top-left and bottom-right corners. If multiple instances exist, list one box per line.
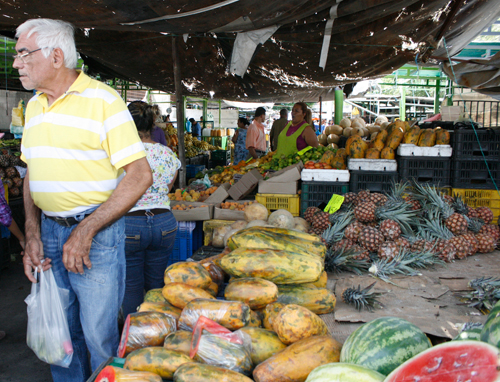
left=305, top=362, right=385, bottom=382
left=385, top=340, right=500, bottom=382
left=481, top=300, right=500, bottom=348
left=340, top=316, right=431, bottom=376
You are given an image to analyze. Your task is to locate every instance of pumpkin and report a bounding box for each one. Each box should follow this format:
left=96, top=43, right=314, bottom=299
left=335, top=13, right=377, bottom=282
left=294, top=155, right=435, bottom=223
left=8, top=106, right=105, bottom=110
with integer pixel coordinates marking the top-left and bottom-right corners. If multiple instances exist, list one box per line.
left=365, top=148, right=380, bottom=159
left=381, top=147, right=395, bottom=159
left=342, top=127, right=353, bottom=137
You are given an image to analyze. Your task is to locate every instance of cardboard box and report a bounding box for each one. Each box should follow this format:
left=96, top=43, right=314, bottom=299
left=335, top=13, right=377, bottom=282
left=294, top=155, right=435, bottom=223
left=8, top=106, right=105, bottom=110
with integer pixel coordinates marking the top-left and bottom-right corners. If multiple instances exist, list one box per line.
left=228, top=169, right=263, bottom=200
left=205, top=182, right=230, bottom=203
left=213, top=200, right=254, bottom=220
left=441, top=106, right=461, bottom=121
left=170, top=201, right=215, bottom=221
left=266, top=162, right=304, bottom=182
left=258, top=180, right=298, bottom=194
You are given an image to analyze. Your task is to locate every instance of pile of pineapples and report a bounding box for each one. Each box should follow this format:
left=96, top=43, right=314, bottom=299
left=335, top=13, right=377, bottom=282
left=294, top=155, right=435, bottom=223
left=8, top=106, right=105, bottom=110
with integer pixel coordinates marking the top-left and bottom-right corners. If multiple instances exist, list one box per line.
left=304, top=181, right=499, bottom=264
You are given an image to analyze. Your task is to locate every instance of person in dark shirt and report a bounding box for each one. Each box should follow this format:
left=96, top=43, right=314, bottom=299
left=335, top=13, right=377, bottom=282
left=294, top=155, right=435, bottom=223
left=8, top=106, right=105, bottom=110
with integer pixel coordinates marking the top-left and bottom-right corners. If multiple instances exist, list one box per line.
left=189, top=118, right=202, bottom=139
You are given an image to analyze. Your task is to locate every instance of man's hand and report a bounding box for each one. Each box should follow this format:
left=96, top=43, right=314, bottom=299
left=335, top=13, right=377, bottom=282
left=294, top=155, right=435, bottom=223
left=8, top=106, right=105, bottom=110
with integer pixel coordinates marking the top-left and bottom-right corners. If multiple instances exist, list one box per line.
left=62, top=226, right=93, bottom=274
left=23, top=238, right=51, bottom=283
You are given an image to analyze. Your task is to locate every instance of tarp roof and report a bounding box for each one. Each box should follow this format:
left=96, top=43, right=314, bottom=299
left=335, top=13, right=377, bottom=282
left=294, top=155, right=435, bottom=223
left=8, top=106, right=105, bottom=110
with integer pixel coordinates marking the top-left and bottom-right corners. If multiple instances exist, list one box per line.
left=0, top=0, right=499, bottom=102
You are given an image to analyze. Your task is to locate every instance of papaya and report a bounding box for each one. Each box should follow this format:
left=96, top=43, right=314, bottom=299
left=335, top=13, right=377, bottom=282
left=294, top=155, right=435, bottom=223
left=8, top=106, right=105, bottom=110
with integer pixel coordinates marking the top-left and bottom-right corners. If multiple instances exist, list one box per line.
left=247, top=226, right=322, bottom=243
left=163, top=330, right=192, bottom=355
left=345, top=134, right=361, bottom=154
left=246, top=309, right=262, bottom=328
left=162, top=282, right=215, bottom=309
left=435, top=128, right=450, bottom=144
left=164, top=262, right=212, bottom=289
left=219, top=247, right=323, bottom=285
left=194, top=332, right=253, bottom=375
left=380, top=146, right=395, bottom=159
left=227, top=227, right=326, bottom=259
left=348, top=138, right=366, bottom=158
left=224, top=278, right=278, bottom=310
left=174, top=363, right=254, bottom=382
left=320, top=150, right=336, bottom=165
left=118, top=312, right=177, bottom=358
left=253, top=335, right=342, bottom=382
left=178, top=298, right=251, bottom=331
left=277, top=285, right=336, bottom=314
left=96, top=366, right=162, bottom=382
left=386, top=127, right=404, bottom=150
left=262, top=302, right=286, bottom=331
left=374, top=129, right=388, bottom=144
left=385, top=122, right=396, bottom=136
left=137, top=301, right=182, bottom=320
left=403, top=126, right=421, bottom=144
left=418, top=128, right=437, bottom=147
left=272, top=304, right=328, bottom=345
left=335, top=148, right=347, bottom=159
left=331, top=156, right=347, bottom=170
left=200, top=262, right=226, bottom=286
left=124, top=347, right=192, bottom=379
left=206, top=281, right=219, bottom=297
left=365, top=148, right=380, bottom=159
left=143, top=288, right=166, bottom=303
left=236, top=327, right=287, bottom=365
left=301, top=271, right=327, bottom=289
left=372, top=139, right=385, bottom=152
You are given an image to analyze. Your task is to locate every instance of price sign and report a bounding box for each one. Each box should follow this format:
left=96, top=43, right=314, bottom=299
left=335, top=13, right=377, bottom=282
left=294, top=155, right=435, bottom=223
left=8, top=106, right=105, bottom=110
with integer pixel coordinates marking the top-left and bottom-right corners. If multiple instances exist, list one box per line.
left=324, top=194, right=344, bottom=214
left=297, top=146, right=313, bottom=156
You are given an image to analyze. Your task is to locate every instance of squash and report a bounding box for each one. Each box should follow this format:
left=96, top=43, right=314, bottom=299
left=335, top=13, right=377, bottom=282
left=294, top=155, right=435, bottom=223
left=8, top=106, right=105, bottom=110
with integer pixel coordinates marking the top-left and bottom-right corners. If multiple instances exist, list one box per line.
left=174, top=363, right=254, bottom=382
left=224, top=277, right=279, bottom=310
left=262, top=302, right=286, bottom=331
left=277, top=285, right=336, bottom=314
left=365, top=148, right=380, bottom=159
left=124, top=347, right=192, bottom=380
left=253, top=335, right=342, bottom=382
left=164, top=262, right=212, bottom=290
left=272, top=304, right=328, bottom=344
left=380, top=147, right=395, bottom=159
left=435, top=128, right=450, bottom=144
left=386, top=127, right=405, bottom=150
left=178, top=298, right=251, bottom=331
left=162, top=282, right=215, bottom=309
left=418, top=128, right=437, bottom=147
left=403, top=126, right=421, bottom=144
left=236, top=327, right=287, bottom=366
left=163, top=330, right=192, bottom=355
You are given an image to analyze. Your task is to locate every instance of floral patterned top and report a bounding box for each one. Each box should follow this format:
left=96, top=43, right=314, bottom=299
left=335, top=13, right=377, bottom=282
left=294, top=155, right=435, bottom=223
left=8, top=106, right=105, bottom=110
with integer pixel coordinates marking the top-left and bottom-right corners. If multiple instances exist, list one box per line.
left=233, top=128, right=249, bottom=164
left=129, top=143, right=181, bottom=212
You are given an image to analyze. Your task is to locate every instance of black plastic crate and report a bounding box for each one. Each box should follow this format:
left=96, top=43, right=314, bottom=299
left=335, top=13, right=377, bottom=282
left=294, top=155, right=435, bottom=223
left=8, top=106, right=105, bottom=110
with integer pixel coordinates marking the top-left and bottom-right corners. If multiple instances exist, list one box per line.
left=398, top=157, right=451, bottom=187
left=451, top=129, right=500, bottom=161
left=451, top=159, right=500, bottom=189
left=212, top=150, right=231, bottom=162
left=349, top=170, right=398, bottom=193
left=418, top=121, right=455, bottom=130
left=190, top=245, right=224, bottom=261
left=300, top=181, right=349, bottom=217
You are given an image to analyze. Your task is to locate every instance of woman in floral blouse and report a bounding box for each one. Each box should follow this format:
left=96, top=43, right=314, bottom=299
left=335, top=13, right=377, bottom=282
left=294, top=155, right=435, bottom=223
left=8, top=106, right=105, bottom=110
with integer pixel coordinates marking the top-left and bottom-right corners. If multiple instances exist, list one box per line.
left=122, top=101, right=181, bottom=317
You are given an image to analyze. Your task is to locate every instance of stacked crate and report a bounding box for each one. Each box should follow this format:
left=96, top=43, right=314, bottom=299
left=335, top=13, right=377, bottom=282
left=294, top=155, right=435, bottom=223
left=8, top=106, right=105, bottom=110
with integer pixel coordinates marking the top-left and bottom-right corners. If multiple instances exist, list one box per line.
left=450, top=128, right=500, bottom=223
left=348, top=159, right=398, bottom=193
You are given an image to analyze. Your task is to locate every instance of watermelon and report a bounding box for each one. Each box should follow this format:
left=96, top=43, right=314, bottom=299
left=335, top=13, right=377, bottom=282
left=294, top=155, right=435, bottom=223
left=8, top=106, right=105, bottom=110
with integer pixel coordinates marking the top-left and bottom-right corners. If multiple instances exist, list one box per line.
left=453, top=322, right=483, bottom=341
left=339, top=316, right=431, bottom=376
left=385, top=340, right=500, bottom=382
left=481, top=300, right=500, bottom=348
left=305, top=363, right=385, bottom=382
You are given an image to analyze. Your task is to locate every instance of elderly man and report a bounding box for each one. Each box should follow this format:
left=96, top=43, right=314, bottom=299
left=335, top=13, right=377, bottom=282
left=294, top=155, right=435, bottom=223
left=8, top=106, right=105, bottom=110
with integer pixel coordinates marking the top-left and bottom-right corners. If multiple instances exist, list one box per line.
left=13, top=18, right=152, bottom=381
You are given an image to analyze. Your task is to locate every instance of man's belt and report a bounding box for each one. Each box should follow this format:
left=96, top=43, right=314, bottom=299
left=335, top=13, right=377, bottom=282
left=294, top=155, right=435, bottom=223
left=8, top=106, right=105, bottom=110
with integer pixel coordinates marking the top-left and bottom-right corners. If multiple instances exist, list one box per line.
left=46, top=213, right=92, bottom=227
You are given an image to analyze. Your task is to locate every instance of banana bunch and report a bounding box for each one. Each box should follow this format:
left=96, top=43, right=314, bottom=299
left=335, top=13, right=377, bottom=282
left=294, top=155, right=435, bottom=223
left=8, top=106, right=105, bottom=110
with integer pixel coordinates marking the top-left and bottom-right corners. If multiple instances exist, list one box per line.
left=193, top=139, right=211, bottom=151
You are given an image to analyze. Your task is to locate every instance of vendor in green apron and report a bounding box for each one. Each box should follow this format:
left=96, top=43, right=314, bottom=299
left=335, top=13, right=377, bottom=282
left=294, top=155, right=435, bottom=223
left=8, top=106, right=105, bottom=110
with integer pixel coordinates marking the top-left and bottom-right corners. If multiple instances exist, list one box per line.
left=273, top=102, right=319, bottom=158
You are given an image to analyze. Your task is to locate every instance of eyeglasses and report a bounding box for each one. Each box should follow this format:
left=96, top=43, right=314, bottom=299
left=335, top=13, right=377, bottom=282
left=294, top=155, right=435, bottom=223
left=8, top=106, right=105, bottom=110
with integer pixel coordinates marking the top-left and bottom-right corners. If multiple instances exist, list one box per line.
left=13, top=47, right=44, bottom=63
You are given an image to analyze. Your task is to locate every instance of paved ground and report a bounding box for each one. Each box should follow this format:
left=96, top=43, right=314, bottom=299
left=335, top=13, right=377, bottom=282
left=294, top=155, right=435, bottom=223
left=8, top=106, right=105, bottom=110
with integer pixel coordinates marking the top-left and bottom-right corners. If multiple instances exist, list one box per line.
left=0, top=255, right=53, bottom=382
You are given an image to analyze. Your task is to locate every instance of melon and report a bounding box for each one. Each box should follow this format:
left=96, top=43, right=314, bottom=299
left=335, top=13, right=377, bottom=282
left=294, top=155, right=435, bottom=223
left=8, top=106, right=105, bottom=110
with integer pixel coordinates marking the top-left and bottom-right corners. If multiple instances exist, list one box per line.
left=305, top=363, right=385, bottom=382
left=340, top=118, right=351, bottom=128
left=212, top=225, right=232, bottom=247
left=342, top=127, right=353, bottom=137
left=231, top=220, right=248, bottom=230
left=318, top=134, right=328, bottom=146
left=375, top=116, right=388, bottom=125
left=294, top=224, right=307, bottom=232
left=330, top=125, right=344, bottom=135
left=340, top=316, right=431, bottom=376
left=453, top=322, right=483, bottom=341
left=327, top=134, right=340, bottom=144
left=244, top=203, right=268, bottom=222
left=246, top=219, right=268, bottom=228
left=384, top=340, right=500, bottom=382
left=224, top=228, right=241, bottom=247
left=268, top=209, right=295, bottom=229
left=353, top=117, right=366, bottom=127
left=481, top=299, right=500, bottom=348
left=294, top=217, right=310, bottom=230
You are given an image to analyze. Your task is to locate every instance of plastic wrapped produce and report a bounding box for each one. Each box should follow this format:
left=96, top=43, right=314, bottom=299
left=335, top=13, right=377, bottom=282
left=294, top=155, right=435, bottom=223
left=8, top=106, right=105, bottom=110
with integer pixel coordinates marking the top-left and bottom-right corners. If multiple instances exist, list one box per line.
left=95, top=366, right=162, bottom=382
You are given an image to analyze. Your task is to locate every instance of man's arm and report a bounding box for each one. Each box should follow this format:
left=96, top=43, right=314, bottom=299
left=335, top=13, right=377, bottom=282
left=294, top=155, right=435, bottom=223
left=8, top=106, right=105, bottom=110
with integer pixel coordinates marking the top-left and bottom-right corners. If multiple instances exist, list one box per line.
left=62, top=157, right=153, bottom=274
left=22, top=169, right=51, bottom=282
left=248, top=147, right=258, bottom=159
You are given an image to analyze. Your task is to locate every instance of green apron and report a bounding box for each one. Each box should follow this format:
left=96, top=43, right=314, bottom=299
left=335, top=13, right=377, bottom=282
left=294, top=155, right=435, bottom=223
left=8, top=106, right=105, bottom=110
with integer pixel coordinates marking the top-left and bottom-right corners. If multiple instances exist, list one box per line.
left=273, top=121, right=309, bottom=159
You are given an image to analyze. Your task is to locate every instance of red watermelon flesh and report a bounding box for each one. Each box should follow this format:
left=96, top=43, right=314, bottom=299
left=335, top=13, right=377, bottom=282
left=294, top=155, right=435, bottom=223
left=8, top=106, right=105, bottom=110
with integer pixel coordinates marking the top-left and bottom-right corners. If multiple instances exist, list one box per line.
left=385, top=340, right=500, bottom=382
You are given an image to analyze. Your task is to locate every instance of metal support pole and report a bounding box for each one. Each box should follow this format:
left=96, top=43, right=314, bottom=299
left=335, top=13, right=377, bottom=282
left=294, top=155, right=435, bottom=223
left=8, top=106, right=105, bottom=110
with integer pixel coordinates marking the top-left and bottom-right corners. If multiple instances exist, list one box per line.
left=399, top=86, right=406, bottom=121
left=319, top=96, right=322, bottom=131
left=172, top=36, right=186, bottom=188
left=334, top=88, right=343, bottom=125
left=434, top=78, right=441, bottom=114
left=219, top=100, right=222, bottom=128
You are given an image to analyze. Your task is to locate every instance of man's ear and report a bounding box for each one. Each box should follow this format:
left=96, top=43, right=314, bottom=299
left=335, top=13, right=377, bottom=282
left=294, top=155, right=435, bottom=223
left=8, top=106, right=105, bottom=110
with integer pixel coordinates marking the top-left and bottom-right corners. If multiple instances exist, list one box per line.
left=52, top=48, right=65, bottom=68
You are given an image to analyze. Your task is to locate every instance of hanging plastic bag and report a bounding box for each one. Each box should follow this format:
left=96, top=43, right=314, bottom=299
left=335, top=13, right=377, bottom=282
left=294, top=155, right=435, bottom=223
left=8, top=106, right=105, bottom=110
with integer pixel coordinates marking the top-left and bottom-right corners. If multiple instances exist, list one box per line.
left=11, top=99, right=25, bottom=127
left=25, top=266, right=73, bottom=368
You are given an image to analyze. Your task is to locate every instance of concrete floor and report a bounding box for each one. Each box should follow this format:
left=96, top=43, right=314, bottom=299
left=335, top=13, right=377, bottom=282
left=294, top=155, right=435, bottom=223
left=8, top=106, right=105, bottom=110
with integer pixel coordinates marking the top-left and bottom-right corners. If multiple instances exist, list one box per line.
left=0, top=254, right=53, bottom=382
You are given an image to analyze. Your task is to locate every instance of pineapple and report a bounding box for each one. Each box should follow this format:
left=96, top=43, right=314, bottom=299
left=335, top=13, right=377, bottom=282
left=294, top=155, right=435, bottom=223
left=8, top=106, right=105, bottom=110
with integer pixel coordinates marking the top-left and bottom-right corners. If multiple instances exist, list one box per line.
left=304, top=206, right=320, bottom=223
left=311, top=210, right=330, bottom=231
left=445, top=213, right=468, bottom=236
left=331, top=238, right=354, bottom=252
left=451, top=195, right=470, bottom=216
left=411, top=239, right=434, bottom=253
left=308, top=226, right=325, bottom=236
left=442, top=194, right=454, bottom=205
left=377, top=241, right=400, bottom=260
left=356, top=190, right=371, bottom=205
left=344, top=221, right=365, bottom=241
left=350, top=244, right=370, bottom=260
left=357, top=226, right=384, bottom=252
left=478, top=224, right=500, bottom=241
left=404, top=195, right=421, bottom=211
left=322, top=210, right=354, bottom=246
left=476, top=207, right=494, bottom=224
left=343, top=192, right=357, bottom=205
left=379, top=219, right=401, bottom=240
left=368, top=193, right=388, bottom=206
left=449, top=236, right=471, bottom=259
left=461, top=233, right=478, bottom=257
left=468, top=217, right=485, bottom=233
left=467, top=206, right=479, bottom=219
left=354, top=202, right=376, bottom=223
left=341, top=282, right=382, bottom=311
left=432, top=238, right=456, bottom=262
left=394, top=236, right=411, bottom=249
left=475, top=233, right=496, bottom=253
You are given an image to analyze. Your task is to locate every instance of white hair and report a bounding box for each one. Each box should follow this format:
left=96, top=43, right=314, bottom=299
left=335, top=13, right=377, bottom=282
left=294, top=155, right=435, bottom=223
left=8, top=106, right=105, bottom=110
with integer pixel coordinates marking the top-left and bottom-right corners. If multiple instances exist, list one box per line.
left=16, top=19, right=78, bottom=69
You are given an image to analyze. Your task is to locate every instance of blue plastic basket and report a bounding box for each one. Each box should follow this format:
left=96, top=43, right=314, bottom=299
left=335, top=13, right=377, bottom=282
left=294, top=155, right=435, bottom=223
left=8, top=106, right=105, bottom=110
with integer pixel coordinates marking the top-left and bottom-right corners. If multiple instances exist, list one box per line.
left=186, top=164, right=205, bottom=179
left=168, top=221, right=195, bottom=266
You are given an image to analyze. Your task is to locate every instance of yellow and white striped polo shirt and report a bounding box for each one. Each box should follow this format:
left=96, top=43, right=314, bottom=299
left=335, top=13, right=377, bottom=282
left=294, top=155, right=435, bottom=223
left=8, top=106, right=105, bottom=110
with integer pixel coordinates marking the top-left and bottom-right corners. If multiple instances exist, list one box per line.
left=21, top=71, right=146, bottom=217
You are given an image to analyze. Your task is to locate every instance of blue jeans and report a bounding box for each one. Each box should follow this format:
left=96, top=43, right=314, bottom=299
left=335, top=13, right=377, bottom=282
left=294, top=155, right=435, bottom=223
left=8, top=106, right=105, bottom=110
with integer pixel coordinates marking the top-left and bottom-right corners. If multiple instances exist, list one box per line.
left=41, top=213, right=125, bottom=382
left=122, top=210, right=177, bottom=317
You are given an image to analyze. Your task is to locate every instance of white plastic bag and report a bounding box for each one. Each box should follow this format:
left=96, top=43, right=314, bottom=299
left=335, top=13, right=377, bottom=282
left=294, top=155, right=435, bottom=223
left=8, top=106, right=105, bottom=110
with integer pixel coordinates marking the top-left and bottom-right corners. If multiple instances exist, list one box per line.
left=25, top=267, right=73, bottom=368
